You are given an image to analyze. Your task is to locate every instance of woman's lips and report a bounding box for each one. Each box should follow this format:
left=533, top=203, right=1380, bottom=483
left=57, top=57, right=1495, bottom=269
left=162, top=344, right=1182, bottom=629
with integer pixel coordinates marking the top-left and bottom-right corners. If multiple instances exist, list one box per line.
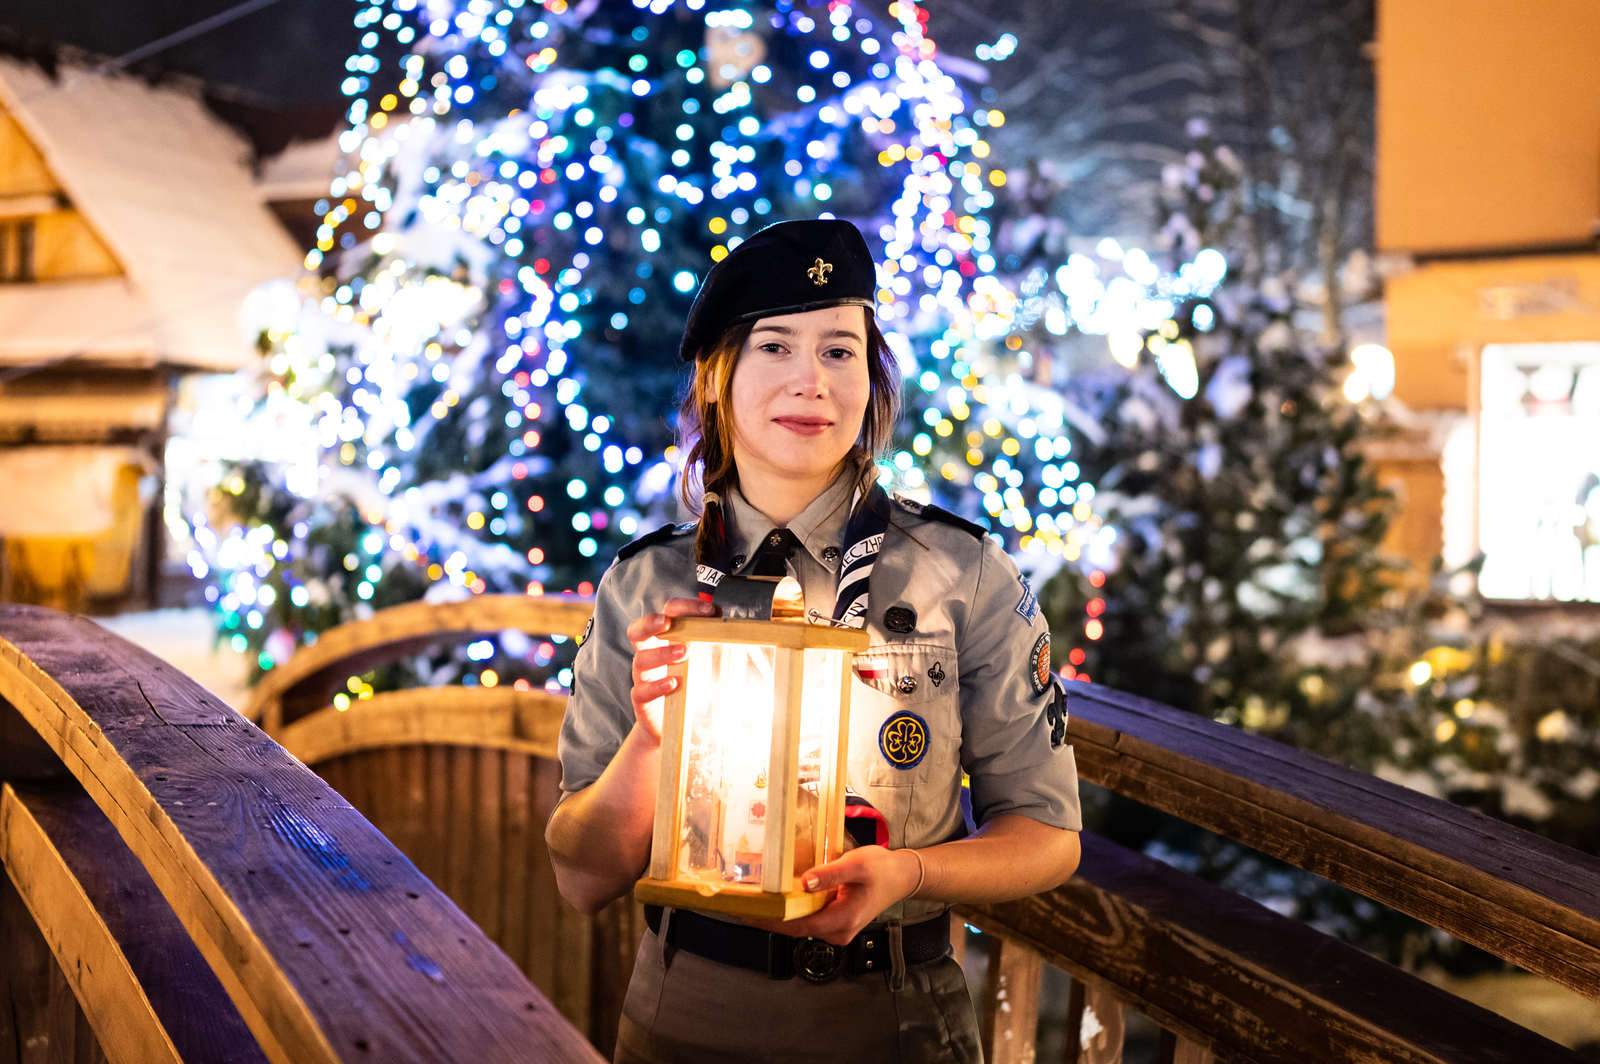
left=773, top=416, right=832, bottom=436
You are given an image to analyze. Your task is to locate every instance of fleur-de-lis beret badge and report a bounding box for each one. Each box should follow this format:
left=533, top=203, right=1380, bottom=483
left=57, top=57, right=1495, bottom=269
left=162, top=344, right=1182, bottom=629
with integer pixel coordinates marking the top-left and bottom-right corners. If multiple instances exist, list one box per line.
left=807, top=257, right=833, bottom=286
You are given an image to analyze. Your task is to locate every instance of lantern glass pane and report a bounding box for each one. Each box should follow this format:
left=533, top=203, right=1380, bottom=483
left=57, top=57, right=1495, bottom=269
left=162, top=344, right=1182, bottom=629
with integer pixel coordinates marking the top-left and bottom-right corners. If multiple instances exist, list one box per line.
left=679, top=642, right=776, bottom=887
left=794, top=647, right=846, bottom=875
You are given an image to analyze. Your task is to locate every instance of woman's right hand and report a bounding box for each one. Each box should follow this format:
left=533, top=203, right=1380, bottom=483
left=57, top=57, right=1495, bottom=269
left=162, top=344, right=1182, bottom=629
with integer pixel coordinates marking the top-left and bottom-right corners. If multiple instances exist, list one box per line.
left=627, top=597, right=718, bottom=742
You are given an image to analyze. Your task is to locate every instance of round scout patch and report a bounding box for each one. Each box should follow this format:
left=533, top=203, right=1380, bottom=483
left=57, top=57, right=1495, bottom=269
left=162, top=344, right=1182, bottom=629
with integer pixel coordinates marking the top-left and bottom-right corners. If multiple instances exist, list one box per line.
left=878, top=710, right=929, bottom=769
left=1029, top=632, right=1052, bottom=695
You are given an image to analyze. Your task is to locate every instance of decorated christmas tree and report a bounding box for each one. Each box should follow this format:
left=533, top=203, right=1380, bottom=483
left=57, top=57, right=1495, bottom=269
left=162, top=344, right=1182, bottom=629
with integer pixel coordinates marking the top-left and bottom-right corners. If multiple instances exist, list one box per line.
left=194, top=0, right=1051, bottom=690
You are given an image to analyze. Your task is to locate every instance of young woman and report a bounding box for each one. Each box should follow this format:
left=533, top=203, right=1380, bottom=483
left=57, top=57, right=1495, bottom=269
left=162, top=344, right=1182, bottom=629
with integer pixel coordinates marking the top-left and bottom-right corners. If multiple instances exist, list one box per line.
left=545, top=219, right=1082, bottom=1063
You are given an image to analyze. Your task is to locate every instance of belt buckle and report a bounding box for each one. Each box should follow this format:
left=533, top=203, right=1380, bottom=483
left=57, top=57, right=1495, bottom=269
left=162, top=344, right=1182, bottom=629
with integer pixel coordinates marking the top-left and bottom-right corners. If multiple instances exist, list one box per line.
left=793, top=937, right=844, bottom=983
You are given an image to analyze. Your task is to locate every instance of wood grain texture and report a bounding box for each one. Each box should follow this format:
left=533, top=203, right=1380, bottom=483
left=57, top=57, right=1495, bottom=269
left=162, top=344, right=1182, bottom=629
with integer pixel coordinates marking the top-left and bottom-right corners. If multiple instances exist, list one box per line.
left=1156, top=1029, right=1215, bottom=1064
left=246, top=594, right=594, bottom=730
left=1062, top=681, right=1600, bottom=1000
left=960, top=833, right=1585, bottom=1064
left=981, top=935, right=1042, bottom=1064
left=276, top=687, right=565, bottom=766
left=1, top=782, right=264, bottom=1064
left=0, top=604, right=603, bottom=1064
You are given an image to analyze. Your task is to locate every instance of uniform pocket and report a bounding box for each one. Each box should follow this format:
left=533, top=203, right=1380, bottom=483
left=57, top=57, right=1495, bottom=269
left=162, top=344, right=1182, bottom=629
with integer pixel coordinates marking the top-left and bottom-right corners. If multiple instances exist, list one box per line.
left=848, top=644, right=958, bottom=788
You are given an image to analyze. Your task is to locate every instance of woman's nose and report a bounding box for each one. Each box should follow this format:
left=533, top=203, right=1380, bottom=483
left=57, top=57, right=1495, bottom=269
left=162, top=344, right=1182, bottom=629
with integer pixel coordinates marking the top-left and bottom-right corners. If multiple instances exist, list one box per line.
left=790, top=354, right=825, bottom=395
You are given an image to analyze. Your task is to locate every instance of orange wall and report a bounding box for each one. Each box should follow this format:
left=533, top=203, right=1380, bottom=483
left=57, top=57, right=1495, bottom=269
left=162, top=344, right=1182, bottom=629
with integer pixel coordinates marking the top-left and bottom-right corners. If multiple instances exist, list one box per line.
left=1377, top=0, right=1600, bottom=254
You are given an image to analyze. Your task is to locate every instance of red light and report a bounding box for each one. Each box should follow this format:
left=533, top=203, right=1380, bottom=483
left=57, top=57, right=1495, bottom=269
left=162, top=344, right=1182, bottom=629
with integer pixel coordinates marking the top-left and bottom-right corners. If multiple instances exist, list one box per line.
left=1088, top=570, right=1106, bottom=588
left=1068, top=648, right=1085, bottom=666
left=577, top=581, right=594, bottom=596
left=527, top=496, right=545, bottom=513
left=527, top=547, right=545, bottom=563
left=512, top=463, right=527, bottom=479
left=1086, top=598, right=1105, bottom=618
left=534, top=258, right=550, bottom=274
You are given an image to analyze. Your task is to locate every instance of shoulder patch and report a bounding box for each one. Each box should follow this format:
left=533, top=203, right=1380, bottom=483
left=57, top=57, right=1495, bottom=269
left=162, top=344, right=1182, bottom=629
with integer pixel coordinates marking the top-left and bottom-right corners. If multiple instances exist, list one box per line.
left=614, top=521, right=695, bottom=562
left=892, top=496, right=987, bottom=539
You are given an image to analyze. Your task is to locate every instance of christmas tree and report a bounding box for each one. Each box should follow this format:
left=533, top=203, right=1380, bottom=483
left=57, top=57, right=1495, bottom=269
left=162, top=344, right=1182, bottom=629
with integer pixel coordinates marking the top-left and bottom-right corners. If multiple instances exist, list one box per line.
left=194, top=0, right=1041, bottom=690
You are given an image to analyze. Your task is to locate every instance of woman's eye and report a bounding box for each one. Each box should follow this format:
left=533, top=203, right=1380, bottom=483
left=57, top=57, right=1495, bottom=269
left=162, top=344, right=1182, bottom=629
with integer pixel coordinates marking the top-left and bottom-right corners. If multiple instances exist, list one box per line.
left=825, top=346, right=858, bottom=360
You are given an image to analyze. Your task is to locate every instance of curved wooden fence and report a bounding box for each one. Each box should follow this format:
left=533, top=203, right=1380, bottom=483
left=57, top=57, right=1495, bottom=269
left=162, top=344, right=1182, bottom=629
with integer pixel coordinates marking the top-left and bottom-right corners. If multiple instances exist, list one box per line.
left=251, top=594, right=1600, bottom=1064
left=0, top=604, right=601, bottom=1064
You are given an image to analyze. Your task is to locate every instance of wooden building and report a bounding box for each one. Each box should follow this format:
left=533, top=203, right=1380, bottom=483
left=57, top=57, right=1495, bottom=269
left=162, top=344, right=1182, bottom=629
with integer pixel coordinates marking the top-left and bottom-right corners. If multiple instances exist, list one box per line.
left=0, top=53, right=302, bottom=610
left=1375, top=0, right=1600, bottom=602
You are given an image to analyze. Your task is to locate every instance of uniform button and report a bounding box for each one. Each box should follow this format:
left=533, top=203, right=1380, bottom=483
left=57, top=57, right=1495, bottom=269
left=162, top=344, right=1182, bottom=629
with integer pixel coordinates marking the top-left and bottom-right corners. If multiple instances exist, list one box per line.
left=821, top=546, right=840, bottom=564
left=730, top=553, right=746, bottom=569
left=897, top=675, right=918, bottom=694
left=767, top=531, right=785, bottom=549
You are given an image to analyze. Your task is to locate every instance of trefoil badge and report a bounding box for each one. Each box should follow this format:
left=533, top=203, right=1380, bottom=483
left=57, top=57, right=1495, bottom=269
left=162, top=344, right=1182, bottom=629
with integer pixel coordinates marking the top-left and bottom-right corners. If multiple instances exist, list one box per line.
left=807, top=257, right=833, bottom=286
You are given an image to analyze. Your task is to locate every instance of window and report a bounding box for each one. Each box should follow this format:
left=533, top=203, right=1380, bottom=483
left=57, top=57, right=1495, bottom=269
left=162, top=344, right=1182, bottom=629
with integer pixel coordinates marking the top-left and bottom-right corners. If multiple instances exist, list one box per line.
left=0, top=217, right=36, bottom=282
left=1476, top=343, right=1600, bottom=602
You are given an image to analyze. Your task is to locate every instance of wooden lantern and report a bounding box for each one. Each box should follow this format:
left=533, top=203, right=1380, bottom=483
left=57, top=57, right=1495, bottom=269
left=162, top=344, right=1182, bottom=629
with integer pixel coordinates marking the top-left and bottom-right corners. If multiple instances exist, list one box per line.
left=634, top=613, right=870, bottom=921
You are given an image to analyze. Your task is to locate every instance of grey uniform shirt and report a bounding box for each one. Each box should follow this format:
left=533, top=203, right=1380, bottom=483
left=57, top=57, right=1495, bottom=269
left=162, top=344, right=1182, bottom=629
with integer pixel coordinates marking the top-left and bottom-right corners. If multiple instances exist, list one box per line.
left=558, top=473, right=1082, bottom=922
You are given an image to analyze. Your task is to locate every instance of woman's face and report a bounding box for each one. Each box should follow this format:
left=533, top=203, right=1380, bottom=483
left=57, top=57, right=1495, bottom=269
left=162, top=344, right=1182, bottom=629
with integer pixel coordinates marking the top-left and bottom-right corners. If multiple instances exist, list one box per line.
left=728, top=304, right=871, bottom=495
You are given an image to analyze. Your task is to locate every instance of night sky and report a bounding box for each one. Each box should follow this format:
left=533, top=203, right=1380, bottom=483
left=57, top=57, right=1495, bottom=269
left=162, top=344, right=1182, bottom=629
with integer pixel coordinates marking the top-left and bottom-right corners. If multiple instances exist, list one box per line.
left=1, top=0, right=358, bottom=106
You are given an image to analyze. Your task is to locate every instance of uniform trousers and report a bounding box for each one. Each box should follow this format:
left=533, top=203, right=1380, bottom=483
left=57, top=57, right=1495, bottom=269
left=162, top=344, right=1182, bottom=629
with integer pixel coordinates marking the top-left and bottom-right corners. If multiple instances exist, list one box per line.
left=613, top=924, right=983, bottom=1063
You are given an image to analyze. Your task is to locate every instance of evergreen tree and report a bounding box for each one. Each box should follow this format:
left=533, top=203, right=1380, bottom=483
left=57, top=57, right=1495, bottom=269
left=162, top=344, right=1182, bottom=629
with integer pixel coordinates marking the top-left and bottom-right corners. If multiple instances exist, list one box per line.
left=1038, top=126, right=1400, bottom=717
left=197, top=0, right=1021, bottom=687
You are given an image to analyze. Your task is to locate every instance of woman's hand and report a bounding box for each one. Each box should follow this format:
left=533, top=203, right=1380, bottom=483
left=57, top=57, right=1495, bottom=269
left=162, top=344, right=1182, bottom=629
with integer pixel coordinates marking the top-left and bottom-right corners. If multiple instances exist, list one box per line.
left=626, top=597, right=718, bottom=742
left=761, top=846, right=922, bottom=946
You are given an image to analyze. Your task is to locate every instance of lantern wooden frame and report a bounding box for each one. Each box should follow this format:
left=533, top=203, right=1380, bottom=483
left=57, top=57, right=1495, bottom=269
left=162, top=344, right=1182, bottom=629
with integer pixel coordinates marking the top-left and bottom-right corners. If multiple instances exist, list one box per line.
left=634, top=617, right=870, bottom=921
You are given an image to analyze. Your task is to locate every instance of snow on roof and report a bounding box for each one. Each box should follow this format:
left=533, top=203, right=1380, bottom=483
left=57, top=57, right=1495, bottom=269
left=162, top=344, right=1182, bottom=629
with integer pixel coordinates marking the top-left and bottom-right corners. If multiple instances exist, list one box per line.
left=0, top=56, right=306, bottom=372
left=256, top=131, right=342, bottom=202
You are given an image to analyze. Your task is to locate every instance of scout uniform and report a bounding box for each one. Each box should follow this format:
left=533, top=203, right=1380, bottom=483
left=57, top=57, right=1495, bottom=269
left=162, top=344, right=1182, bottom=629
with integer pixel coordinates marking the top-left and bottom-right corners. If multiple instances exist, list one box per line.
left=552, top=219, right=1081, bottom=1063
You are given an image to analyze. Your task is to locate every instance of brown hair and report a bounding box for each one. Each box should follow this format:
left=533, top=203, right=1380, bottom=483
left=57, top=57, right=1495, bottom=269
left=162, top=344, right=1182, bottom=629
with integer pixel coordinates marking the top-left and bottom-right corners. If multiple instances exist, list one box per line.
left=677, top=310, right=900, bottom=565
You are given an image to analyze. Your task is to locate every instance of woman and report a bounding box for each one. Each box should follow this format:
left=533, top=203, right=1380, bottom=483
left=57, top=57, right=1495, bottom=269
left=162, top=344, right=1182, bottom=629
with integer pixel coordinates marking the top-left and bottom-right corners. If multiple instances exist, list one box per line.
left=545, top=219, right=1082, bottom=1063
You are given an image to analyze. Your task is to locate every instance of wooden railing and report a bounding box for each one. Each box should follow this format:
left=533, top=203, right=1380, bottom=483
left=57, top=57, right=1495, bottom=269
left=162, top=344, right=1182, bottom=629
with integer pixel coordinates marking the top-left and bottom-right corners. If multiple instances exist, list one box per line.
left=18, top=596, right=1598, bottom=1062
left=242, top=593, right=1600, bottom=1064
left=0, top=604, right=601, bottom=1064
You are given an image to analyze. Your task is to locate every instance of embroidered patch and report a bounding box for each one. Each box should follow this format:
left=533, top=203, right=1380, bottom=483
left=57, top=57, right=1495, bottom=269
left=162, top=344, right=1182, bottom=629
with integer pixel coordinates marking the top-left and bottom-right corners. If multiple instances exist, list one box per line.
left=878, top=710, right=929, bottom=769
left=1015, top=573, right=1038, bottom=622
left=578, top=617, right=593, bottom=648
left=1029, top=632, right=1052, bottom=695
left=1045, top=681, right=1068, bottom=748
left=928, top=660, right=945, bottom=687
left=883, top=605, right=916, bottom=633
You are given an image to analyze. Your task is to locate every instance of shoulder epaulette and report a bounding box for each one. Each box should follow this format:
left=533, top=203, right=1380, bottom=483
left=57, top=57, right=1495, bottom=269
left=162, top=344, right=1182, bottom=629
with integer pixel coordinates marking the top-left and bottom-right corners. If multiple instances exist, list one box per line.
left=891, top=495, right=988, bottom=539
left=615, top=520, right=696, bottom=562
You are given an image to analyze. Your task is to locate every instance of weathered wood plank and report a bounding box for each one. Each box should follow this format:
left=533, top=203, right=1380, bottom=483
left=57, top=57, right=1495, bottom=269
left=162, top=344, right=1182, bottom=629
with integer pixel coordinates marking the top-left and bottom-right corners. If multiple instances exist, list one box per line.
left=982, top=935, right=1043, bottom=1064
left=247, top=595, right=593, bottom=730
left=1075, top=979, right=1125, bottom=1064
left=2, top=860, right=65, bottom=1064
left=529, top=756, right=562, bottom=999
left=1, top=782, right=264, bottom=1064
left=1065, top=681, right=1600, bottom=1000
left=276, top=688, right=564, bottom=767
left=1156, top=1028, right=1215, bottom=1064
left=476, top=746, right=505, bottom=944
left=0, top=604, right=603, bottom=1064
left=960, top=833, right=1585, bottom=1064
left=502, top=751, right=533, bottom=974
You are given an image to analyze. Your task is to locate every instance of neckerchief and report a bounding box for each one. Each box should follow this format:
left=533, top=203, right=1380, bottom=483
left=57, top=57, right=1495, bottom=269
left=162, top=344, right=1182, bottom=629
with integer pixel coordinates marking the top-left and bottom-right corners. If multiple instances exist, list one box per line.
left=693, top=482, right=892, bottom=629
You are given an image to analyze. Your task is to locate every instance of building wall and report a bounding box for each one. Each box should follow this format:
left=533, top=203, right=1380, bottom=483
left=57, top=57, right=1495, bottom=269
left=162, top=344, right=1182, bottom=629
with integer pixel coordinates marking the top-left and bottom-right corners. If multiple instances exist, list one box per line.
left=0, top=111, right=121, bottom=281
left=1376, top=0, right=1600, bottom=256
left=1376, top=0, right=1600, bottom=591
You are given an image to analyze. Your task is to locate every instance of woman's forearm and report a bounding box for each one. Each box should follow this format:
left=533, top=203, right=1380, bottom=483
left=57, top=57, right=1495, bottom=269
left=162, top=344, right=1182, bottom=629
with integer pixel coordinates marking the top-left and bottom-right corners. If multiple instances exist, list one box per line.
left=544, top=723, right=661, bottom=914
left=915, top=813, right=1080, bottom=904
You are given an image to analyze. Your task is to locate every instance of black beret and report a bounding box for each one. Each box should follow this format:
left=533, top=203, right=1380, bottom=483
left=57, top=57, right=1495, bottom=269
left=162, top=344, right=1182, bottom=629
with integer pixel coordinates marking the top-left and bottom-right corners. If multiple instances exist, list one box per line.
left=678, top=219, right=877, bottom=361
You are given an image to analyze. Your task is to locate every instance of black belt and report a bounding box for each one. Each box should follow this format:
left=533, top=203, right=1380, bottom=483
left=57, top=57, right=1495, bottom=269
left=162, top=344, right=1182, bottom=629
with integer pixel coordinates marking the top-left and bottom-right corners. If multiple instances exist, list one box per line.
left=644, top=904, right=951, bottom=983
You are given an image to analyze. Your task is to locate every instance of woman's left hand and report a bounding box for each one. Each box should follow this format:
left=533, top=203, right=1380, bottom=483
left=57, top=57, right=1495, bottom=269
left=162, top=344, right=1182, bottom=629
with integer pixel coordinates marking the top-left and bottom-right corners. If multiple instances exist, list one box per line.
left=756, top=846, right=921, bottom=946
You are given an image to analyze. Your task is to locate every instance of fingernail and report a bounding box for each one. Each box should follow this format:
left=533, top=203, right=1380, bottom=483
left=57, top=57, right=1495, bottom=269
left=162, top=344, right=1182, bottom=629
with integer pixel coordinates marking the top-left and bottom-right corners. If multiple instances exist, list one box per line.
left=804, top=874, right=820, bottom=891
left=668, top=677, right=679, bottom=691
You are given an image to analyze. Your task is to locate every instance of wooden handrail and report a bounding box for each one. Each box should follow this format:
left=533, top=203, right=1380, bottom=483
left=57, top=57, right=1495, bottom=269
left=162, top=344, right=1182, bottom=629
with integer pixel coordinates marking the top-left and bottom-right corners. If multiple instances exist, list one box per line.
left=0, top=604, right=602, bottom=1064
left=1065, top=680, right=1600, bottom=1002
left=958, top=833, right=1585, bottom=1063
left=244, top=594, right=593, bottom=732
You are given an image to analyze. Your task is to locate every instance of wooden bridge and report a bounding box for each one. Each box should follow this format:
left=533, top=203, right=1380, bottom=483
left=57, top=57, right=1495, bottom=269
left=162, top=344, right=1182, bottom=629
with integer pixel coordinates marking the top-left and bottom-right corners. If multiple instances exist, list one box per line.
left=2, top=597, right=1596, bottom=1063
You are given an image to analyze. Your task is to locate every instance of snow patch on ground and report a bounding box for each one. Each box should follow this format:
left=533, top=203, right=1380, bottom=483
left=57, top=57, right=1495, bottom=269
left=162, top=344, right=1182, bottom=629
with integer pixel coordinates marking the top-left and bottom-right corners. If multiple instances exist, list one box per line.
left=93, top=608, right=252, bottom=712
